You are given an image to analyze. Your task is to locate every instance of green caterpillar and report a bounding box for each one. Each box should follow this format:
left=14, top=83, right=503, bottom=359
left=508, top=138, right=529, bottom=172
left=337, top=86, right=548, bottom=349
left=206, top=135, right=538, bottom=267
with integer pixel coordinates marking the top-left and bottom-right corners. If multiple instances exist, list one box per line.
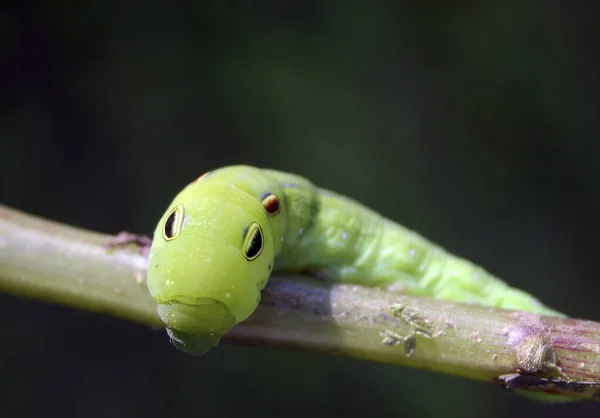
left=147, top=165, right=564, bottom=357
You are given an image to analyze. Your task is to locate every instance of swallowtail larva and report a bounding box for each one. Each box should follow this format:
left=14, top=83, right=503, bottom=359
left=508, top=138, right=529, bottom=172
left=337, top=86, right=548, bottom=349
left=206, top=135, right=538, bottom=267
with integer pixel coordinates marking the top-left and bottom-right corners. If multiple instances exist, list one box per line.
left=146, top=165, right=564, bottom=358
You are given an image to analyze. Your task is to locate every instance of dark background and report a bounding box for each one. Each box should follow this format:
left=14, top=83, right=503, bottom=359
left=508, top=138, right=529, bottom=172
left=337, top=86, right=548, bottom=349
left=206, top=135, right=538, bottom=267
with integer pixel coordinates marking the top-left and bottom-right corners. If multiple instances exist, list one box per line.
left=2, top=1, right=599, bottom=417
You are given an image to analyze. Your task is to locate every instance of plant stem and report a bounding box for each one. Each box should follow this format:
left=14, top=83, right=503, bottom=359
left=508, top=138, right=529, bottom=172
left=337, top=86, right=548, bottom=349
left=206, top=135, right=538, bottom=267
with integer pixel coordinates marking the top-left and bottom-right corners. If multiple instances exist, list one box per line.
left=1, top=204, right=600, bottom=400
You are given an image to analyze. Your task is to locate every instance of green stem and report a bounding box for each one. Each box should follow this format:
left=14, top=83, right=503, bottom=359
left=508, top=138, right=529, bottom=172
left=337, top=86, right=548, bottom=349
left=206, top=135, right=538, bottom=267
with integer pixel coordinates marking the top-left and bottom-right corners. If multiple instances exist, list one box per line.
left=1, top=204, right=600, bottom=400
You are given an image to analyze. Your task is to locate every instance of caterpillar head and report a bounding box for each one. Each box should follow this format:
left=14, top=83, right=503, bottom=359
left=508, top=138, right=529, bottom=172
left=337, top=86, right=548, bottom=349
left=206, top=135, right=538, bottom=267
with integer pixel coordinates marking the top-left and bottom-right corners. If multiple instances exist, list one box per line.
left=146, top=175, right=277, bottom=354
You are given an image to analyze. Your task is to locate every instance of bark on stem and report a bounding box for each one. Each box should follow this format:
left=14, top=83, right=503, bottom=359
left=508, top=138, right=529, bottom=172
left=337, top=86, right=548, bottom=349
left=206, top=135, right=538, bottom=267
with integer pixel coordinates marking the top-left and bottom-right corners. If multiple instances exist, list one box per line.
left=1, top=204, right=599, bottom=401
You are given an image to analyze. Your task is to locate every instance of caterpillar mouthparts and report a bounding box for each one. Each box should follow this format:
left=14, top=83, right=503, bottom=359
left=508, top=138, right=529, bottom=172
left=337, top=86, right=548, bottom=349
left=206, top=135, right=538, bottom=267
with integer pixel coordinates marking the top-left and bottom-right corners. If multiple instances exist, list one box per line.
left=157, top=298, right=236, bottom=355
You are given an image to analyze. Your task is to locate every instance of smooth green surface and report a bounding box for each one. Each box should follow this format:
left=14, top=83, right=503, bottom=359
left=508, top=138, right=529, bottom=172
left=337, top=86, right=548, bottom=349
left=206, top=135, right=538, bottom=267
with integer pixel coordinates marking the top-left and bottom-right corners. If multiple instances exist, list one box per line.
left=148, top=165, right=564, bottom=354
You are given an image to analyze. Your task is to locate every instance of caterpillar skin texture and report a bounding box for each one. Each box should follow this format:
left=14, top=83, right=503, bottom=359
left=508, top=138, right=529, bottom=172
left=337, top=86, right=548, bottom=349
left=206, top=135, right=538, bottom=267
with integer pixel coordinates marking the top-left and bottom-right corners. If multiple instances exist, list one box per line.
left=147, top=165, right=564, bottom=356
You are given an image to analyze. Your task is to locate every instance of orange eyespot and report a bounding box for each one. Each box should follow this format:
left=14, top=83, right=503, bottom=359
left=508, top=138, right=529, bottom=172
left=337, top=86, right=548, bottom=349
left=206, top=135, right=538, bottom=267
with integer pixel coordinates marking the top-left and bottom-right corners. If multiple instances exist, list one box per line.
left=193, top=171, right=212, bottom=183
left=261, top=193, right=280, bottom=216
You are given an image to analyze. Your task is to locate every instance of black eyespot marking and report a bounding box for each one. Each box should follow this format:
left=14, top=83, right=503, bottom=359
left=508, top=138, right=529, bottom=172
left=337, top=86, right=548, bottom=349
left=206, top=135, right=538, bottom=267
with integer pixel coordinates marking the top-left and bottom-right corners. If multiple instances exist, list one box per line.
left=261, top=192, right=280, bottom=216
left=165, top=216, right=176, bottom=237
left=163, top=205, right=185, bottom=241
left=242, top=222, right=263, bottom=261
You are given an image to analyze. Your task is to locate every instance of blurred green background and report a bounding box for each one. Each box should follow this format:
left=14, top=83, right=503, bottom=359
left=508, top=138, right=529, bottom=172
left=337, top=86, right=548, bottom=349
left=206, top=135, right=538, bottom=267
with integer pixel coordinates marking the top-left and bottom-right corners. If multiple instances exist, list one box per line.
left=2, top=1, right=599, bottom=417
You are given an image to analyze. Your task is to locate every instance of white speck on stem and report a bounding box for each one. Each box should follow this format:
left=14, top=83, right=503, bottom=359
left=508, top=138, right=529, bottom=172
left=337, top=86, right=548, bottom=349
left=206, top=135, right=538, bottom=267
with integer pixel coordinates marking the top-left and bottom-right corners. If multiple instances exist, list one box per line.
left=134, top=271, right=145, bottom=286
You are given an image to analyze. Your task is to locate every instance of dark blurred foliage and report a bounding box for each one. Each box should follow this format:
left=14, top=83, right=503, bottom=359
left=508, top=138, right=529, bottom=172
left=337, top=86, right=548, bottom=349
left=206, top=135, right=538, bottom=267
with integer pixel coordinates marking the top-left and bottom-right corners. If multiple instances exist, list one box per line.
left=1, top=1, right=600, bottom=417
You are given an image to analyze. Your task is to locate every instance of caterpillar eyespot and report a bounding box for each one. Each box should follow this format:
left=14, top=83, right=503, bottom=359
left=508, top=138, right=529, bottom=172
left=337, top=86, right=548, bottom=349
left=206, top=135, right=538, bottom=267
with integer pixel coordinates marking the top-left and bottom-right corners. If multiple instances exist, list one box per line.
left=146, top=165, right=565, bottom=365
left=242, top=222, right=263, bottom=260
left=162, top=204, right=184, bottom=241
left=193, top=171, right=212, bottom=183
left=261, top=193, right=280, bottom=216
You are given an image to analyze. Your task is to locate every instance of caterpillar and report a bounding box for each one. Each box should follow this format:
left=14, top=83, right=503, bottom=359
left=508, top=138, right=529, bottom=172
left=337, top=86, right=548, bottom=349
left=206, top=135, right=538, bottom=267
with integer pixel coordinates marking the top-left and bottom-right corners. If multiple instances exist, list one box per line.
left=146, top=165, right=564, bottom=358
